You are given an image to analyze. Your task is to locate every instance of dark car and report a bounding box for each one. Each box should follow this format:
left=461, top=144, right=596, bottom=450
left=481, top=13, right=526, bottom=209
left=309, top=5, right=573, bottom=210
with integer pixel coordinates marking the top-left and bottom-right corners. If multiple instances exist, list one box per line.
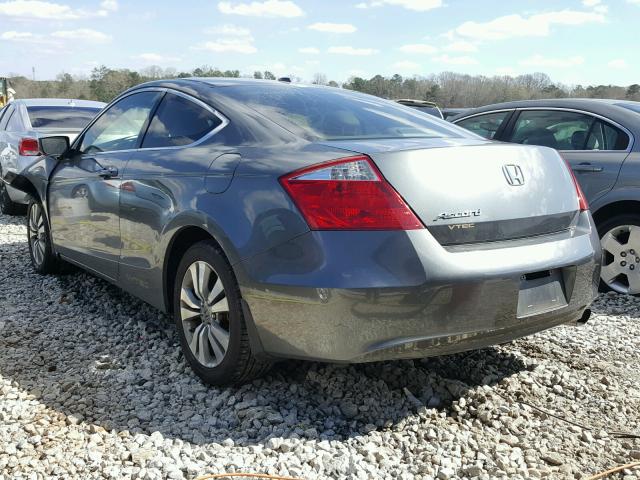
left=8, top=80, right=600, bottom=385
left=442, top=108, right=471, bottom=120
left=452, top=99, right=640, bottom=295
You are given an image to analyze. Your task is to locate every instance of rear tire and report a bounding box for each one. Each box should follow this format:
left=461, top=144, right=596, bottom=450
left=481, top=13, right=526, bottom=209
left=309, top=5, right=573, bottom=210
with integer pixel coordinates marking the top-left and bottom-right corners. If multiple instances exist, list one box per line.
left=172, top=240, right=270, bottom=386
left=598, top=213, right=640, bottom=295
left=27, top=200, right=62, bottom=274
left=0, top=179, right=26, bottom=215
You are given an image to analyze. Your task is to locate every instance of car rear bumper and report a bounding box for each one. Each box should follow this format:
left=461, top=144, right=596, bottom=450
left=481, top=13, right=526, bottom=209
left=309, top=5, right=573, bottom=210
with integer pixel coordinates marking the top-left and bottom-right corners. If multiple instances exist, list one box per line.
left=236, top=211, right=601, bottom=362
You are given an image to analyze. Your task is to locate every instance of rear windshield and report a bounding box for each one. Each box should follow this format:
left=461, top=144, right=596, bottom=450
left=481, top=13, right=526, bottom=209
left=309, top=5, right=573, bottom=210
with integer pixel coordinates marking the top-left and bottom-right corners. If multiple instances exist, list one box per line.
left=27, top=106, right=101, bottom=129
left=616, top=103, right=640, bottom=115
left=221, top=84, right=466, bottom=141
left=409, top=105, right=443, bottom=118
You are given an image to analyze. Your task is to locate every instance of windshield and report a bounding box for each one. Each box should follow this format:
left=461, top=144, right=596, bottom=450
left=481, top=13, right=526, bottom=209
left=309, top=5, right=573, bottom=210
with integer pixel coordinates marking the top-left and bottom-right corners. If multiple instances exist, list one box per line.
left=27, top=106, right=101, bottom=129
left=221, top=84, right=466, bottom=141
left=616, top=102, right=640, bottom=115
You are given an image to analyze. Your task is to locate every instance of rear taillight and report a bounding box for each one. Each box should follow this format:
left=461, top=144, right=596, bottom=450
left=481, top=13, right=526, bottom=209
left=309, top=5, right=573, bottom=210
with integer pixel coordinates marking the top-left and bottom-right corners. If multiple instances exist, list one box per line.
left=279, top=155, right=424, bottom=230
left=561, top=156, right=589, bottom=211
left=18, top=138, right=41, bottom=156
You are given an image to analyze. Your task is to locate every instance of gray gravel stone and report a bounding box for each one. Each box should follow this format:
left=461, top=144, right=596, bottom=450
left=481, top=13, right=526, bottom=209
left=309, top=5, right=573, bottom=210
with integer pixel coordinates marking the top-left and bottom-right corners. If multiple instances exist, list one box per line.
left=1, top=211, right=639, bottom=479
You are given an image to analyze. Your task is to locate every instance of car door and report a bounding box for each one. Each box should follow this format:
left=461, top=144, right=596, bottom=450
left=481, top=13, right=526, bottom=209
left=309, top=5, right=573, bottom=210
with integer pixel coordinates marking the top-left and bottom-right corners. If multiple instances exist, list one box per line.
left=504, top=109, right=631, bottom=202
left=48, top=90, right=162, bottom=280
left=117, top=90, right=229, bottom=305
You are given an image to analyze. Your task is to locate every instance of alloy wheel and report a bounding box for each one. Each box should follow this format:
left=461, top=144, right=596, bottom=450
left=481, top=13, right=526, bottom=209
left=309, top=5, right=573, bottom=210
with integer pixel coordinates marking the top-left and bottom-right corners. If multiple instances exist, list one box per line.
left=601, top=224, right=640, bottom=294
left=28, top=203, right=47, bottom=266
left=179, top=261, right=230, bottom=367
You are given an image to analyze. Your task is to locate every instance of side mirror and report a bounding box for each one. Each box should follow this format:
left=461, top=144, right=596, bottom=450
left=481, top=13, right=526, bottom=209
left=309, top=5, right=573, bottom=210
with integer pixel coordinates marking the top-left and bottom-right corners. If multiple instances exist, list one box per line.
left=39, top=136, right=70, bottom=156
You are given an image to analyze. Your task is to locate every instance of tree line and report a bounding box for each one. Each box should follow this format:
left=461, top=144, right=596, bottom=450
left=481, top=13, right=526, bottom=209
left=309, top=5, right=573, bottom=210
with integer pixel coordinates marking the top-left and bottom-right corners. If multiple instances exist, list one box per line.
left=5, top=65, right=640, bottom=107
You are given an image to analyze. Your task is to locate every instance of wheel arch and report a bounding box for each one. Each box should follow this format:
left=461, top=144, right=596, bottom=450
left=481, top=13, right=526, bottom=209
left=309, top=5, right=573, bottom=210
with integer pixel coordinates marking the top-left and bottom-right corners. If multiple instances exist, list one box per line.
left=592, top=199, right=640, bottom=228
left=161, top=213, right=241, bottom=315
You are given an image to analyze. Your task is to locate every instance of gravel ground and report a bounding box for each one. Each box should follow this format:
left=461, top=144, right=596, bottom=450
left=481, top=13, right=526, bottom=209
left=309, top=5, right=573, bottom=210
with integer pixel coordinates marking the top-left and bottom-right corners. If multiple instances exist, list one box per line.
left=1, top=211, right=639, bottom=480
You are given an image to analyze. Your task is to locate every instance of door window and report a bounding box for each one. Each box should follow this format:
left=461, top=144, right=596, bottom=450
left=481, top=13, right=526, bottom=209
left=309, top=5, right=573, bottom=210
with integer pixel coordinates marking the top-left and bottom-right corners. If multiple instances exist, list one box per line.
left=79, top=91, right=161, bottom=154
left=141, top=93, right=222, bottom=148
left=510, top=110, right=630, bottom=151
left=455, top=111, right=511, bottom=139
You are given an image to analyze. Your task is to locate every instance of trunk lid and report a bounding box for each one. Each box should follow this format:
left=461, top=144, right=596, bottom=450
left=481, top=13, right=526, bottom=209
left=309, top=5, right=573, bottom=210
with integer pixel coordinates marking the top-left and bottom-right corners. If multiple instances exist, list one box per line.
left=320, top=139, right=580, bottom=245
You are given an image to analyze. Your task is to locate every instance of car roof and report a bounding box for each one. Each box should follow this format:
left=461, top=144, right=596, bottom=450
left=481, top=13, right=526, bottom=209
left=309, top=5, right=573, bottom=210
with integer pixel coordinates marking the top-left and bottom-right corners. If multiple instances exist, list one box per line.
left=13, top=98, right=106, bottom=108
left=455, top=98, right=640, bottom=117
left=452, top=98, right=640, bottom=135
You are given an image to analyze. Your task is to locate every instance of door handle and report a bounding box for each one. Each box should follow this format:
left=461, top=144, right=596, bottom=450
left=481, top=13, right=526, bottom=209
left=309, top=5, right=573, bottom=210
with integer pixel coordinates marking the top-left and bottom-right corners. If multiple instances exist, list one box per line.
left=97, top=166, right=118, bottom=178
left=573, top=163, right=603, bottom=173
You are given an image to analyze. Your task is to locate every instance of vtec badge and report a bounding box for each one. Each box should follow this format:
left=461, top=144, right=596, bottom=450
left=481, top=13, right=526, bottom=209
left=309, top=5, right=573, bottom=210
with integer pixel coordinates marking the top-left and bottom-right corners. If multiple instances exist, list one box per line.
left=434, top=209, right=481, bottom=222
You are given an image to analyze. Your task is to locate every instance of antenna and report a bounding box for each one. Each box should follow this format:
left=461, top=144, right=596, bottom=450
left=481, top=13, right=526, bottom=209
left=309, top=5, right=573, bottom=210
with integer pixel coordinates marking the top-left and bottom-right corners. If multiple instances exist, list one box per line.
left=32, top=67, right=35, bottom=81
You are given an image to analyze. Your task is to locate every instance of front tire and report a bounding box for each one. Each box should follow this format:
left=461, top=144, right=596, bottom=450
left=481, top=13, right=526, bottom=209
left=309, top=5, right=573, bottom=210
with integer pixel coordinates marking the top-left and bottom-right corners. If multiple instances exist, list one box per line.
left=173, top=240, right=270, bottom=386
left=27, top=200, right=61, bottom=274
left=598, top=213, right=640, bottom=295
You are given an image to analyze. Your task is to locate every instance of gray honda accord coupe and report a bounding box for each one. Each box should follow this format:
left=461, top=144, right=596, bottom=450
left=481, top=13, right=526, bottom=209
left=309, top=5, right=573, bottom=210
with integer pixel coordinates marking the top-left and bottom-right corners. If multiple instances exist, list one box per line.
left=7, top=78, right=601, bottom=386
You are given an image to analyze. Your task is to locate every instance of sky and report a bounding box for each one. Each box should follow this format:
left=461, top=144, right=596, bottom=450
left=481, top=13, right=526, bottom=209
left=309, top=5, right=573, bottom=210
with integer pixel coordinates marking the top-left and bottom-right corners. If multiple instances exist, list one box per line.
left=0, top=0, right=639, bottom=85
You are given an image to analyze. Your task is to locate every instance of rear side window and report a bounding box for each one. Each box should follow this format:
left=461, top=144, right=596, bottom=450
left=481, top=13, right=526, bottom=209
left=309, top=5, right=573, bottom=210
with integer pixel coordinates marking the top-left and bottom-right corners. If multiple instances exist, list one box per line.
left=585, top=121, right=629, bottom=150
left=6, top=108, right=23, bottom=131
left=0, top=106, right=11, bottom=130
left=26, top=106, right=101, bottom=129
left=455, top=111, right=511, bottom=139
left=141, top=93, right=222, bottom=148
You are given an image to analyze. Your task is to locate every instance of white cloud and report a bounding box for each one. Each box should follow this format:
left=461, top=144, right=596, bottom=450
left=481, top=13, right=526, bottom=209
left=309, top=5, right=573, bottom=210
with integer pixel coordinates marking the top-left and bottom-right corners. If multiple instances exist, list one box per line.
left=355, top=0, right=442, bottom=11
left=0, top=0, right=116, bottom=19
left=608, top=59, right=628, bottom=69
left=204, top=24, right=252, bottom=36
left=453, top=10, right=605, bottom=41
left=582, top=0, right=600, bottom=5
left=217, top=0, right=304, bottom=17
left=433, top=54, right=478, bottom=65
left=328, top=46, right=379, bottom=55
left=444, top=40, right=478, bottom=52
left=133, top=53, right=181, bottom=64
left=52, top=28, right=111, bottom=43
left=299, top=47, right=320, bottom=54
left=393, top=60, right=421, bottom=71
left=100, top=0, right=117, bottom=11
left=519, top=54, right=584, bottom=68
left=0, top=31, right=38, bottom=41
left=193, top=38, right=257, bottom=54
left=399, top=43, right=438, bottom=54
left=628, top=0, right=640, bottom=4
left=308, top=22, right=356, bottom=33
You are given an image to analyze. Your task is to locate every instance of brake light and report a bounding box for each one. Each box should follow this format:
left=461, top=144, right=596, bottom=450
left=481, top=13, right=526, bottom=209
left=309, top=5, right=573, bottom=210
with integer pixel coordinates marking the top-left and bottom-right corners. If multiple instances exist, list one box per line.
left=561, top=156, right=589, bottom=211
left=279, top=155, right=424, bottom=230
left=18, top=138, right=41, bottom=156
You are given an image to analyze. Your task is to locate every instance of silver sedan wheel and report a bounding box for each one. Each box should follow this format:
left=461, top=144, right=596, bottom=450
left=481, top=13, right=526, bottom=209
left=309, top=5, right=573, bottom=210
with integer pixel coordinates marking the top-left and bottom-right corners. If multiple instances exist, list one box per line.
left=28, top=203, right=46, bottom=266
left=179, top=261, right=230, bottom=368
left=601, top=224, right=640, bottom=294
